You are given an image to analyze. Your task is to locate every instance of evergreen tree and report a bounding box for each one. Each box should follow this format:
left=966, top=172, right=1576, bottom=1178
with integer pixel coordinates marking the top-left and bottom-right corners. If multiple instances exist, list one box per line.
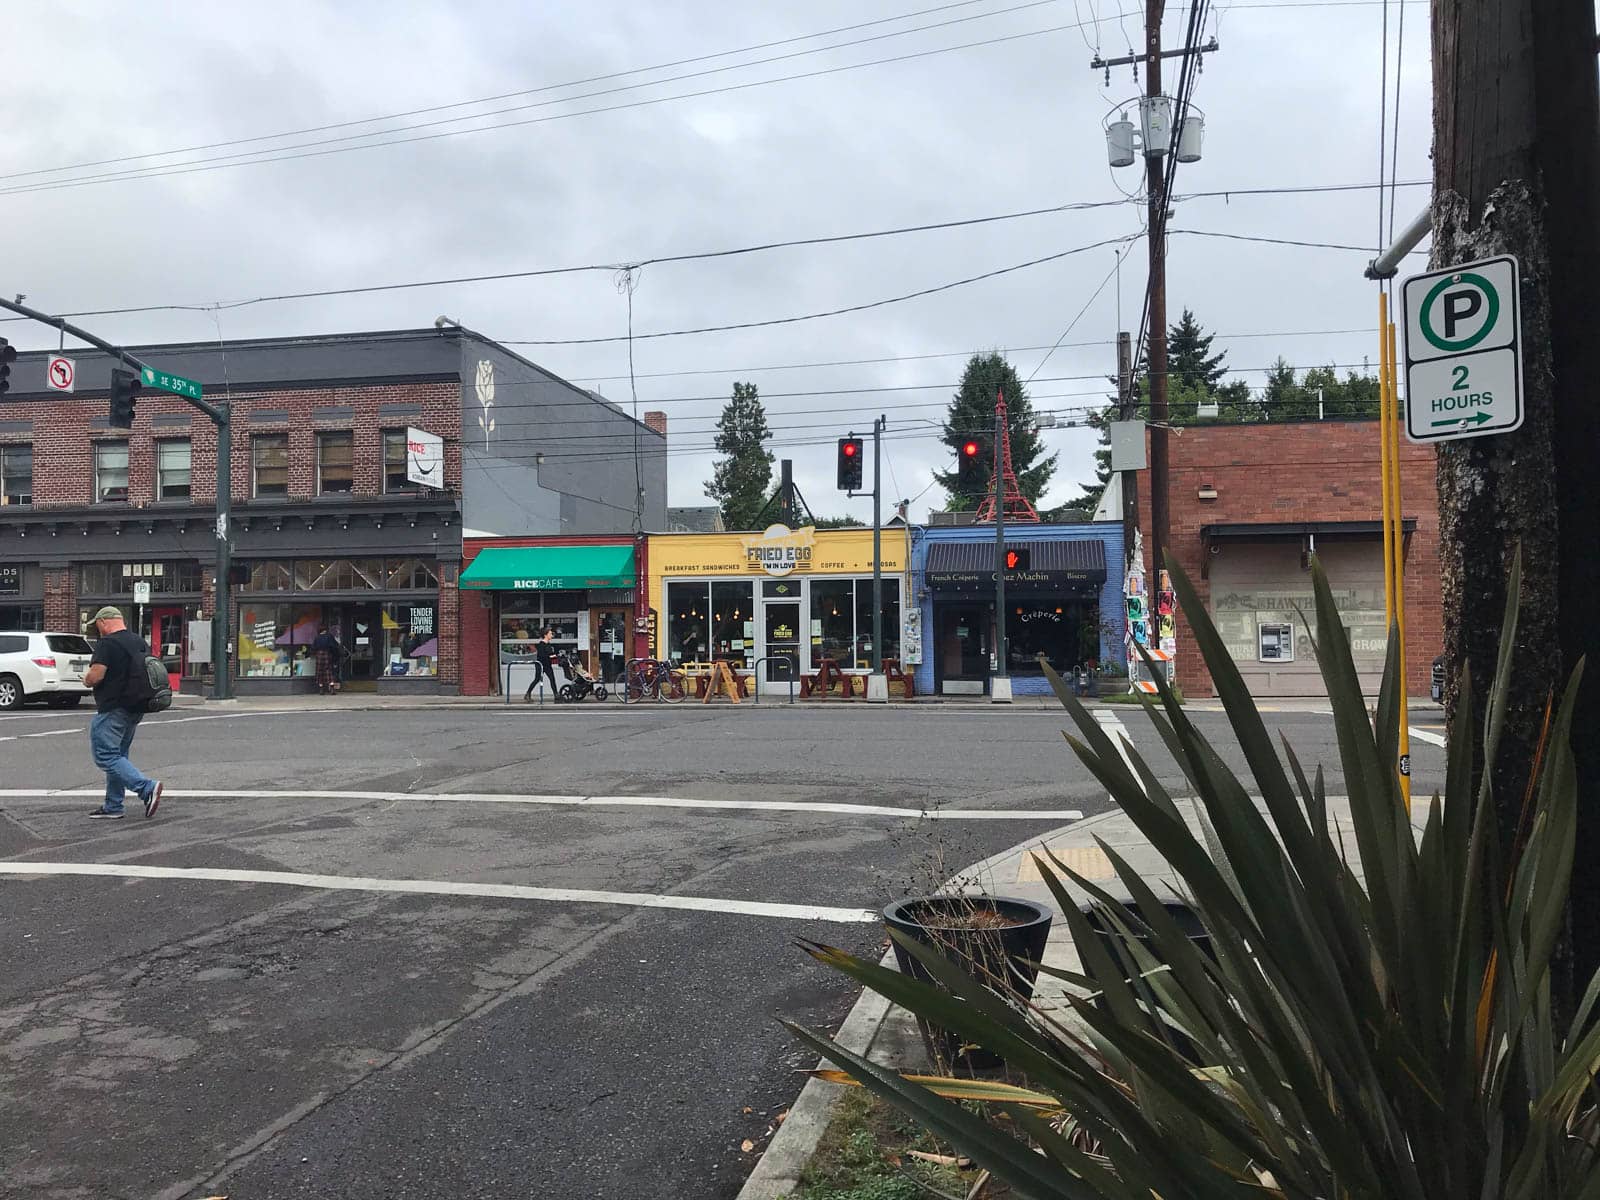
left=935, top=352, right=1056, bottom=511
left=812, top=514, right=865, bottom=529
left=703, top=381, right=774, bottom=530
left=1167, top=308, right=1228, bottom=390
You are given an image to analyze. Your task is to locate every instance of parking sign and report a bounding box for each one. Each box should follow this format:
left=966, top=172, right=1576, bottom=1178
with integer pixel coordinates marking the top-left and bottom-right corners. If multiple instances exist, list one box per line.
left=1401, top=255, right=1523, bottom=443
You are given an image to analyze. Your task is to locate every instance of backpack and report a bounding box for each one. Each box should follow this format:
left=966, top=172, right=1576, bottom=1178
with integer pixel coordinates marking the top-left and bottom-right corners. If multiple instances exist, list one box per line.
left=121, top=648, right=174, bottom=713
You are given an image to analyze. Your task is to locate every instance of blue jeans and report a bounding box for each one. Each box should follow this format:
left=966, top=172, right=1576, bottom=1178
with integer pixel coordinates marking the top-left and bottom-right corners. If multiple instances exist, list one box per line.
left=90, top=708, right=152, bottom=814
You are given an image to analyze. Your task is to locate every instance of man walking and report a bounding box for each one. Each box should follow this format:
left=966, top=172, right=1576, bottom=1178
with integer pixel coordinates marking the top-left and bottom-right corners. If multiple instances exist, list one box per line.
left=82, top=606, right=163, bottom=820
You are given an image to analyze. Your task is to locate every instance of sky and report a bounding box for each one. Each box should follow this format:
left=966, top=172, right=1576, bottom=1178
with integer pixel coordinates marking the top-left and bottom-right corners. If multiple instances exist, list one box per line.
left=0, top=0, right=1431, bottom=522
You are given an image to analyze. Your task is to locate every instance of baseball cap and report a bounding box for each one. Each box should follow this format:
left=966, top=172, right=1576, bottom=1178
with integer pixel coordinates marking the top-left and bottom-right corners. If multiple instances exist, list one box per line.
left=89, top=606, right=125, bottom=624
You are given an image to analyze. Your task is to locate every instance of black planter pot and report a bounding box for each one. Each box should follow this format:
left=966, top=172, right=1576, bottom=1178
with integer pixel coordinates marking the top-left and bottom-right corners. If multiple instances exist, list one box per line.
left=1078, top=900, right=1214, bottom=1063
left=883, top=895, right=1053, bottom=1071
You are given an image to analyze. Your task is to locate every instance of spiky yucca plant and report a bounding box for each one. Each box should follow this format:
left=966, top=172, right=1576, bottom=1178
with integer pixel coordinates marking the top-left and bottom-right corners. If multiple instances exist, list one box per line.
left=789, top=553, right=1599, bottom=1199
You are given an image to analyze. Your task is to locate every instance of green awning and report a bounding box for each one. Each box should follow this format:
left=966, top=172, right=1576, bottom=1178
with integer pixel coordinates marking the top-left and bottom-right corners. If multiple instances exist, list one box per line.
left=460, top=544, right=636, bottom=591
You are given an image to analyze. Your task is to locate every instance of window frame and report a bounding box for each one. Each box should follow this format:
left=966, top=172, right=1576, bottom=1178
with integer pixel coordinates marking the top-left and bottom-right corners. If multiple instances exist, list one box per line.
left=93, top=441, right=129, bottom=504
left=155, top=438, right=192, bottom=502
left=252, top=433, right=289, bottom=498
left=317, top=430, right=354, bottom=496
left=382, top=428, right=422, bottom=494
left=0, top=443, right=32, bottom=506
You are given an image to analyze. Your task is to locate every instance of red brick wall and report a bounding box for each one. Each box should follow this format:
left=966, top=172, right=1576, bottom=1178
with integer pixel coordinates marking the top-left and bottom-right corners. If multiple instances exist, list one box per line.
left=1, top=382, right=462, bottom=506
left=43, top=568, right=76, bottom=631
left=1134, top=420, right=1441, bottom=697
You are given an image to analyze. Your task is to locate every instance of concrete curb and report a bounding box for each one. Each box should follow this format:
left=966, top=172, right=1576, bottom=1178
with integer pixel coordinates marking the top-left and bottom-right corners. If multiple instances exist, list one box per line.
left=735, top=813, right=1113, bottom=1200
left=735, top=951, right=895, bottom=1200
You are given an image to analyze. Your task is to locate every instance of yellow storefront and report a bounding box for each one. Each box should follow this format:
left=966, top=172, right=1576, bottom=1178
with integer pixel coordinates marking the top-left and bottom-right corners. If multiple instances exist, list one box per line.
left=646, top=525, right=909, bottom=684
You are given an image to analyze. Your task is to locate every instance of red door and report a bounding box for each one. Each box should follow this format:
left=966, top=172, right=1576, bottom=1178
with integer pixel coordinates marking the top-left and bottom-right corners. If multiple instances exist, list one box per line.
left=149, top=607, right=186, bottom=690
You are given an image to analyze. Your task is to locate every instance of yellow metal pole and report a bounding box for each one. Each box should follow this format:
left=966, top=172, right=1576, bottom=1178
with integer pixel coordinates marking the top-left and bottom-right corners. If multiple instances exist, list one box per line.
left=1388, top=316, right=1412, bottom=812
left=1379, top=292, right=1396, bottom=629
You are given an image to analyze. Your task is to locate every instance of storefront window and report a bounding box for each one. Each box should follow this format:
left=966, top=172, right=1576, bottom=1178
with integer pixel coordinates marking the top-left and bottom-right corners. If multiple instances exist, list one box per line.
left=244, top=561, right=294, bottom=592
left=710, top=581, right=754, bottom=664
left=1005, top=599, right=1098, bottom=674
left=236, top=603, right=325, bottom=678
left=666, top=581, right=710, bottom=663
left=295, top=559, right=383, bottom=591
left=806, top=578, right=900, bottom=669
left=382, top=602, right=437, bottom=677
left=385, top=558, right=439, bottom=589
left=810, top=580, right=854, bottom=665
left=499, top=594, right=580, bottom=660
left=0, top=604, right=43, bottom=631
left=80, top=561, right=204, bottom=596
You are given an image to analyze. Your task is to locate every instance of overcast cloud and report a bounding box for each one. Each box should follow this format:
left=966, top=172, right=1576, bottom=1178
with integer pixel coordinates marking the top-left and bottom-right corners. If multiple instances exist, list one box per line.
left=2, top=0, right=1430, bottom=520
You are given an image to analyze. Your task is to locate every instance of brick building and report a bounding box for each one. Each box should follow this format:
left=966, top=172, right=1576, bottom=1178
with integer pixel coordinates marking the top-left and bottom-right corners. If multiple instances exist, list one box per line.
left=1119, top=420, right=1439, bottom=697
left=0, top=327, right=665, bottom=696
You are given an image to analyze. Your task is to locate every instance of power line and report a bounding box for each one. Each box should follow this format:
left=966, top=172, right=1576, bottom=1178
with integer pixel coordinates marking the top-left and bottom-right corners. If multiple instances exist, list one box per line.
left=0, top=18, right=1093, bottom=199
left=0, top=0, right=1018, bottom=184
left=1025, top=256, right=1124, bottom=381
left=505, top=234, right=1142, bottom=346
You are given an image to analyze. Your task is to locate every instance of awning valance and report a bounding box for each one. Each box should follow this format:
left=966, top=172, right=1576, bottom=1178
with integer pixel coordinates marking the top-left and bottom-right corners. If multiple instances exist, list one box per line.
left=925, top=539, right=1106, bottom=592
left=460, top=544, right=636, bottom=591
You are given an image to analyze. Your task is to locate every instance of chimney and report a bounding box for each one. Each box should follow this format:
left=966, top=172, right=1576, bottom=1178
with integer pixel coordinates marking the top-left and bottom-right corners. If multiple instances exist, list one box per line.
left=643, top=411, right=667, bottom=436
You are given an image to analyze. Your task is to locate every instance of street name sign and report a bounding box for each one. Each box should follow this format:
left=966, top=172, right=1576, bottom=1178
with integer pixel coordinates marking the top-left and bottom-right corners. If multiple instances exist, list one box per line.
left=1401, top=254, right=1522, bottom=443
left=139, top=365, right=203, bottom=401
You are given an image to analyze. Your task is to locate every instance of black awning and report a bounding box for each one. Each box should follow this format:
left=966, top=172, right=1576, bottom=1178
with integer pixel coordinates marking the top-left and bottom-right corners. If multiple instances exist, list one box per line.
left=1201, top=519, right=1416, bottom=542
left=925, top=538, right=1107, bottom=592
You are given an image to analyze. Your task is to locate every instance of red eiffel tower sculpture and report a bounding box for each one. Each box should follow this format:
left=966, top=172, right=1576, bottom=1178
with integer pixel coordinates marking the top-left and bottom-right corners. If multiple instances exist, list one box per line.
left=975, top=391, right=1040, bottom=523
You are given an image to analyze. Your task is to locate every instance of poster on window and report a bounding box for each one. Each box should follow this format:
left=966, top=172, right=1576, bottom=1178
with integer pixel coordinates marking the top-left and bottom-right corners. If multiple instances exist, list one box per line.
left=405, top=427, right=445, bottom=490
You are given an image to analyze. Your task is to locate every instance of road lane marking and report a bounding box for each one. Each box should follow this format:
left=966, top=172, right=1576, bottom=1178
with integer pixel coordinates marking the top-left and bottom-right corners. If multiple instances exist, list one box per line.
left=0, top=788, right=1083, bottom=822
left=1091, top=710, right=1144, bottom=794
left=1409, top=726, right=1447, bottom=748
left=0, top=861, right=879, bottom=923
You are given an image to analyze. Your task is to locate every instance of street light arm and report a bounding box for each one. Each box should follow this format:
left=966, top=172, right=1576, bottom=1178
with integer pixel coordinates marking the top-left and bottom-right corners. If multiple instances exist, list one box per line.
left=1365, top=208, right=1432, bottom=281
left=0, top=294, right=224, bottom=422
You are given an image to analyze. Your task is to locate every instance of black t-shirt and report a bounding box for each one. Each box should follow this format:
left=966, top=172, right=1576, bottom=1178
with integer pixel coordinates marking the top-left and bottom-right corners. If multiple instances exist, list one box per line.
left=535, top=640, right=556, bottom=667
left=90, top=629, right=150, bottom=713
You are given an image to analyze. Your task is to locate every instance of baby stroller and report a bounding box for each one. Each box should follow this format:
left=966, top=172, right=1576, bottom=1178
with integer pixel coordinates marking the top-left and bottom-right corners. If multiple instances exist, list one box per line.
left=554, top=651, right=608, bottom=702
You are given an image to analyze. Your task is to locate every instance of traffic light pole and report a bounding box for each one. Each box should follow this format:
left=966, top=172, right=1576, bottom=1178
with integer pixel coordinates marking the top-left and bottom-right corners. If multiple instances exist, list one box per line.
left=992, top=407, right=1010, bottom=702
left=0, top=296, right=235, bottom=700
left=867, top=415, right=887, bottom=702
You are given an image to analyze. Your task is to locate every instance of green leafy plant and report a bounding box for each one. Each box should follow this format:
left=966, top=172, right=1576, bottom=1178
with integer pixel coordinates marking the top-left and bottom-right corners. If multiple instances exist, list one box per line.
left=788, top=551, right=1599, bottom=1198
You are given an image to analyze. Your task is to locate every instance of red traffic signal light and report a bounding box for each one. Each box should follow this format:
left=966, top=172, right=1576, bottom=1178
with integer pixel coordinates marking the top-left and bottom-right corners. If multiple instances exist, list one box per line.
left=961, top=440, right=980, bottom=458
left=836, top=436, right=864, bottom=490
left=956, top=435, right=987, bottom=491
left=1004, top=547, right=1031, bottom=571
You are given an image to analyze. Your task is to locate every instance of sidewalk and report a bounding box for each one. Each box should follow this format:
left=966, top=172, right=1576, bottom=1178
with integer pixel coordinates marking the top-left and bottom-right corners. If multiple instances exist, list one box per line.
left=738, top=789, right=1429, bottom=1199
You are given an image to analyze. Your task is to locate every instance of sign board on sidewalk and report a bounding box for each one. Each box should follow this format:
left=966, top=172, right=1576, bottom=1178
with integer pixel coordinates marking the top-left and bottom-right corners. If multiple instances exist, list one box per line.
left=139, top=365, right=203, bottom=401
left=132, top=581, right=152, bottom=606
left=404, top=426, right=444, bottom=489
left=1401, top=255, right=1523, bottom=443
left=45, top=355, right=75, bottom=392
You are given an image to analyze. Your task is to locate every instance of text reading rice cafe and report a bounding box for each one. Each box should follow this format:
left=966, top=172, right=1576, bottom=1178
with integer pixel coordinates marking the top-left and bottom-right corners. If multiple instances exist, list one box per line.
left=645, top=525, right=910, bottom=693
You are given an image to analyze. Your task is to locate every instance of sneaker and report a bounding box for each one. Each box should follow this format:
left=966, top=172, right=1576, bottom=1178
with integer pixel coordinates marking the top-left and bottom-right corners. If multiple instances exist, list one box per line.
left=88, top=808, right=125, bottom=820
left=143, top=781, right=164, bottom=819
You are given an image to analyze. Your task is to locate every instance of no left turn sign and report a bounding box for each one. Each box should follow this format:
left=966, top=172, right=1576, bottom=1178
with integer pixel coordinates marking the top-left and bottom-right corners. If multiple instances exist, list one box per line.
left=1401, top=255, right=1523, bottom=443
left=46, top=355, right=76, bottom=392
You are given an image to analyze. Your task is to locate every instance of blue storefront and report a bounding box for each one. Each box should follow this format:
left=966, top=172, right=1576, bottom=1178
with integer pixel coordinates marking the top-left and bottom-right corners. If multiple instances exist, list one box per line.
left=908, top=523, right=1125, bottom=697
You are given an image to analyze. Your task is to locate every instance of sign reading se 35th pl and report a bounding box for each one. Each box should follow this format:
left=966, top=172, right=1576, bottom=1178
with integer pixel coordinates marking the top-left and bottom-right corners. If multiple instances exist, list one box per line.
left=1401, top=255, right=1523, bottom=443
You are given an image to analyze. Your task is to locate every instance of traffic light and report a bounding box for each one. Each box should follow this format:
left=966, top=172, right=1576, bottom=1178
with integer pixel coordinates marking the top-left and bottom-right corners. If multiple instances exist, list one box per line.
left=0, top=338, right=14, bottom=396
left=108, top=368, right=141, bottom=429
left=836, top=436, right=863, bottom=490
left=1004, top=546, right=1031, bottom=571
left=955, top=435, right=986, bottom=490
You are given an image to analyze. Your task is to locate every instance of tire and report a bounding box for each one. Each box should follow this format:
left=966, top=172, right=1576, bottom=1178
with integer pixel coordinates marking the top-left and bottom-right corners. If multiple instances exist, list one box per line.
left=661, top=669, right=687, bottom=704
left=558, top=684, right=576, bottom=703
left=594, top=685, right=609, bottom=701
left=0, top=675, right=21, bottom=710
left=46, top=694, right=83, bottom=708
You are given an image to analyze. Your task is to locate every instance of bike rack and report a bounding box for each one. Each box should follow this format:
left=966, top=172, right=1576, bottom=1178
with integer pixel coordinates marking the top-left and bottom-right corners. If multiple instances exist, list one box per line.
left=751, top=654, right=797, bottom=704
left=621, top=657, right=649, bottom=705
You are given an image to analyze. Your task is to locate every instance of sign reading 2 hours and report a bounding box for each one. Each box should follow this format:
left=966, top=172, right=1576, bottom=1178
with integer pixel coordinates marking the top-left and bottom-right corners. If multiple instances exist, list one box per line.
left=1401, top=255, right=1523, bottom=444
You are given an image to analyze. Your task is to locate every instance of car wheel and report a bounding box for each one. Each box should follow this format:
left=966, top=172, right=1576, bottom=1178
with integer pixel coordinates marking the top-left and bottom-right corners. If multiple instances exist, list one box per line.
left=0, top=675, right=21, bottom=710
left=46, top=694, right=83, bottom=708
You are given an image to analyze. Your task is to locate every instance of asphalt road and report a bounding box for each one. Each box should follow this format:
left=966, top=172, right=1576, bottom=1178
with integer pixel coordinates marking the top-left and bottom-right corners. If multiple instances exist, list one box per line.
left=0, top=699, right=1445, bottom=1199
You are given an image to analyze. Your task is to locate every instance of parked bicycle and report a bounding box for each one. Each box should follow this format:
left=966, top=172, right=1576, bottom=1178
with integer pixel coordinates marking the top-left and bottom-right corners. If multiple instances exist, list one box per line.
left=624, top=658, right=688, bottom=703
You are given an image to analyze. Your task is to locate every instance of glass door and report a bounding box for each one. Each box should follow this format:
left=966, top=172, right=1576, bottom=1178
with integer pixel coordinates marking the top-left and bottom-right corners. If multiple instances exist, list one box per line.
left=592, top=608, right=630, bottom=682
left=761, top=600, right=801, bottom=683
left=148, top=606, right=186, bottom=690
left=341, top=603, right=383, bottom=689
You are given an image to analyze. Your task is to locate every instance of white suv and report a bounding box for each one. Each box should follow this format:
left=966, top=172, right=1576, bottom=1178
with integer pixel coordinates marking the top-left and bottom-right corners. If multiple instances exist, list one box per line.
left=0, top=631, right=96, bottom=710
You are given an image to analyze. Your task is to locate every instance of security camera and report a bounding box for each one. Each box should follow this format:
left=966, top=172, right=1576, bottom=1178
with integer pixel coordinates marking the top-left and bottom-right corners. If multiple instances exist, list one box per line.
left=1209, top=543, right=1221, bottom=555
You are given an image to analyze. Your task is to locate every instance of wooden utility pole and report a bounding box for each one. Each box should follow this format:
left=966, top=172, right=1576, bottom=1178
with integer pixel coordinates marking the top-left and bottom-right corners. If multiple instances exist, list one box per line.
left=1117, top=331, right=1137, bottom=565
left=1432, top=0, right=1600, bottom=990
left=1143, top=0, right=1170, bottom=583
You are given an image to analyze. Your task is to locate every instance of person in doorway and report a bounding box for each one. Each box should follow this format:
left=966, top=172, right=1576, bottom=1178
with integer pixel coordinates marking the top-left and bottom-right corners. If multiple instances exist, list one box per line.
left=525, top=628, right=558, bottom=701
left=312, top=626, right=342, bottom=695
left=82, top=606, right=164, bottom=820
